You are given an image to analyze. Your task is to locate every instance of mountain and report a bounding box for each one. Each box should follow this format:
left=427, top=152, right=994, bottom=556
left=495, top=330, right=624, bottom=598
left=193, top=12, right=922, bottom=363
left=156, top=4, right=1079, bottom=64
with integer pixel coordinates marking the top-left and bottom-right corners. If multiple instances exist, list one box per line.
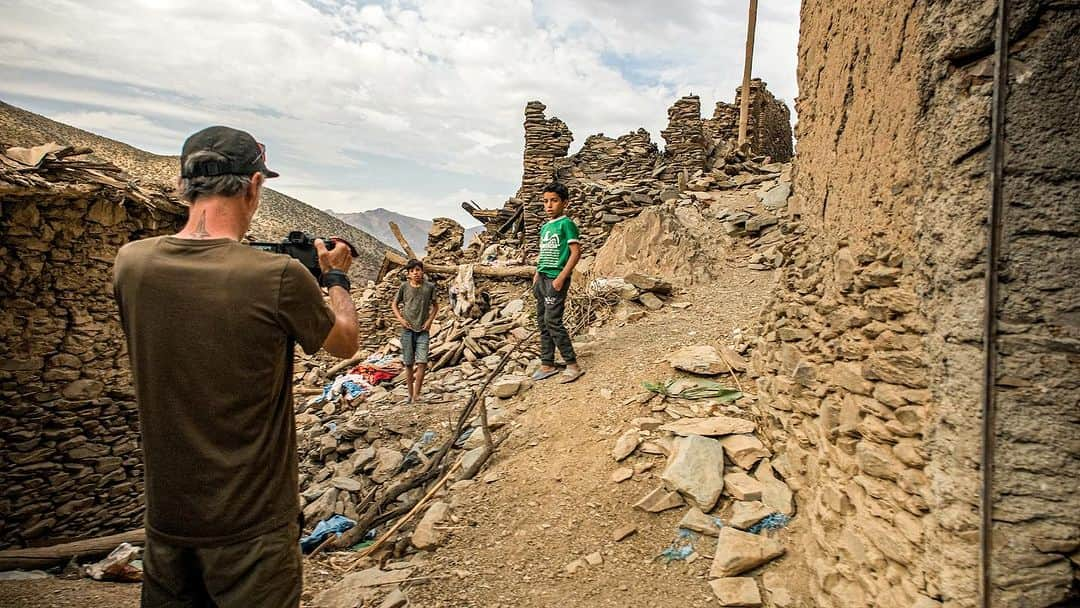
left=331, top=207, right=485, bottom=257
left=0, top=100, right=395, bottom=280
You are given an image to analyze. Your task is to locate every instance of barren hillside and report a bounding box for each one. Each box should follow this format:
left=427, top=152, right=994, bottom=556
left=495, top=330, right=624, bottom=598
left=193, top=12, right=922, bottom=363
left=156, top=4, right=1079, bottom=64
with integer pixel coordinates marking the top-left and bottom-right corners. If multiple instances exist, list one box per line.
left=0, top=100, right=393, bottom=280
left=332, top=207, right=484, bottom=257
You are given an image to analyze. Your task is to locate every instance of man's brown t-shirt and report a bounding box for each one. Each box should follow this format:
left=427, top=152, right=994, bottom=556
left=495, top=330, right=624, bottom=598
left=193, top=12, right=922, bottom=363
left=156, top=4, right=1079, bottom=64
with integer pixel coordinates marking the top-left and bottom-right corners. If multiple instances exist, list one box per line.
left=113, top=236, right=334, bottom=547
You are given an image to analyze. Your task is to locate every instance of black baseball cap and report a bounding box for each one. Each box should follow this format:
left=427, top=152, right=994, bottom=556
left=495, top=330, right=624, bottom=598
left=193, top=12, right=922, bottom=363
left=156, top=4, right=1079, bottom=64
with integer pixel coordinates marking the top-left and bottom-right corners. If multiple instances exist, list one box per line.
left=180, top=126, right=279, bottom=179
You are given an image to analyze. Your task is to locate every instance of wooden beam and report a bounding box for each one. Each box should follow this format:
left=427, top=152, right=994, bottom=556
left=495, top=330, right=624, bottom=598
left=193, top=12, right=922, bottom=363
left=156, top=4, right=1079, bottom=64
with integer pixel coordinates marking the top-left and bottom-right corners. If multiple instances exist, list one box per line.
left=388, top=221, right=419, bottom=261
left=0, top=529, right=144, bottom=571
left=383, top=250, right=533, bottom=279
left=737, top=0, right=759, bottom=147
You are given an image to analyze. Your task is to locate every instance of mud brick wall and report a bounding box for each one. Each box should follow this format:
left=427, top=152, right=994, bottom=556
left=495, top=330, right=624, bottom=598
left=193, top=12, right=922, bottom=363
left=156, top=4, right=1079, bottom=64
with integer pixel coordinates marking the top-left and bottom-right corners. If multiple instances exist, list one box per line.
left=0, top=187, right=183, bottom=548
left=749, top=1, right=1079, bottom=607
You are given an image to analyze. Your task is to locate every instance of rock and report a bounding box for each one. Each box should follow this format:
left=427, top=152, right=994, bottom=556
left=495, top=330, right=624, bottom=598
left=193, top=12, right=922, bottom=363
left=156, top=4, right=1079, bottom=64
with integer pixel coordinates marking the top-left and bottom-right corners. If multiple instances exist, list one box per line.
left=371, top=448, right=404, bottom=483
left=660, top=416, right=756, bottom=437
left=412, top=501, right=450, bottom=549
left=724, top=471, right=764, bottom=501
left=665, top=344, right=725, bottom=375
left=639, top=292, right=664, bottom=310
left=745, top=214, right=777, bottom=234
left=679, top=507, right=723, bottom=536
left=457, top=446, right=489, bottom=480
left=625, top=272, right=673, bottom=294
left=721, top=435, right=770, bottom=470
left=610, top=467, right=633, bottom=483
left=717, top=345, right=748, bottom=372
left=762, top=571, right=795, bottom=607
left=759, top=182, right=791, bottom=210
left=584, top=551, right=603, bottom=566
left=492, top=375, right=525, bottom=399
left=725, top=500, right=774, bottom=530
left=611, top=429, right=641, bottom=461
left=501, top=299, right=524, bottom=317
left=856, top=440, right=903, bottom=480
left=633, top=486, right=686, bottom=513
left=661, top=434, right=726, bottom=510
left=709, top=577, right=763, bottom=606
left=639, top=440, right=671, bottom=456
left=61, top=379, right=104, bottom=400
left=565, top=558, right=587, bottom=574
left=632, top=417, right=664, bottom=430
left=314, top=568, right=412, bottom=608
left=599, top=388, right=613, bottom=399
left=709, top=527, right=785, bottom=577
left=379, top=588, right=408, bottom=608
left=612, top=524, right=637, bottom=541
left=753, top=460, right=794, bottom=516
left=331, top=477, right=364, bottom=492
left=0, top=570, right=50, bottom=581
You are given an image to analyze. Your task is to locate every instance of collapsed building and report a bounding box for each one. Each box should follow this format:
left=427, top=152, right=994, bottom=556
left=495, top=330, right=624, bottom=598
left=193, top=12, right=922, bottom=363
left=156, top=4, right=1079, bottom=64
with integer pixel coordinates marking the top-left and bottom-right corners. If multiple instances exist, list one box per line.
left=0, top=145, right=185, bottom=547
left=463, top=79, right=793, bottom=259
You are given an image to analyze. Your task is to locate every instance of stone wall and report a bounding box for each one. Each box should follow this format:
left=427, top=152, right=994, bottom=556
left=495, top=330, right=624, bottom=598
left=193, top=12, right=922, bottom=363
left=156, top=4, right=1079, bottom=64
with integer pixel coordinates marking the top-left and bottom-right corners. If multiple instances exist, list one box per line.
left=708, top=79, right=793, bottom=162
left=749, top=1, right=1078, bottom=607
left=0, top=180, right=184, bottom=547
left=517, top=101, right=573, bottom=255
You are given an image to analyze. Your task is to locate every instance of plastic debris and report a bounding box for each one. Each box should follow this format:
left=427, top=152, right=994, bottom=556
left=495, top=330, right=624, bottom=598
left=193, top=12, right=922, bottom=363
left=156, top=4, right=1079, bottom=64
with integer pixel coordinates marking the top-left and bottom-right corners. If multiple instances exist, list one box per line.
left=747, top=512, right=791, bottom=534
left=642, top=378, right=742, bottom=402
left=299, top=514, right=356, bottom=553
left=454, top=426, right=476, bottom=448
left=657, top=528, right=698, bottom=563
left=83, top=542, right=142, bottom=582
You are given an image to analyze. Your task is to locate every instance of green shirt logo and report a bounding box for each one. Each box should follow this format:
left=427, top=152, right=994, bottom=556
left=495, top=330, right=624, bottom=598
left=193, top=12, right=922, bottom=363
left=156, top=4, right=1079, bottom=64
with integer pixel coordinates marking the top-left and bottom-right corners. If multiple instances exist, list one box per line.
left=537, top=216, right=580, bottom=278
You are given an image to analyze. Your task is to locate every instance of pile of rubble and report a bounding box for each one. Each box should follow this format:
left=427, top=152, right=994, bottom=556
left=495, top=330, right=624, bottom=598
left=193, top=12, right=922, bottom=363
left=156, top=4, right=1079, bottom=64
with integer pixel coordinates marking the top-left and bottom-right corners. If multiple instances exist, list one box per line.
left=600, top=343, right=797, bottom=607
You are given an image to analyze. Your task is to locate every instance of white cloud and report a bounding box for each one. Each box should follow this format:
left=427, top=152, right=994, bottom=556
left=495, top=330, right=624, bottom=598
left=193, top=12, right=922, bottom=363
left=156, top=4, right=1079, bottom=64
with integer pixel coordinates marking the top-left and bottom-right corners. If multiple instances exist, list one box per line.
left=0, top=0, right=798, bottom=220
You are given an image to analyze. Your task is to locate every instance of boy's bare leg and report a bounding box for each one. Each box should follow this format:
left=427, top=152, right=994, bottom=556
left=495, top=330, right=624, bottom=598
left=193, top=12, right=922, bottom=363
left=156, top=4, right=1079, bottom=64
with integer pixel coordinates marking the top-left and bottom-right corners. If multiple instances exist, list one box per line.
left=404, top=365, right=415, bottom=403
left=413, top=363, right=427, bottom=401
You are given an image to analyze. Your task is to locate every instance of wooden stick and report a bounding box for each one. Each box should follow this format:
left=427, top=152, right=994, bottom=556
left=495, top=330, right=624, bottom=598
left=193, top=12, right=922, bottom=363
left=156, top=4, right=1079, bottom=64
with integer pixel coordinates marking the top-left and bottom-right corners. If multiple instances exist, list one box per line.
left=353, top=460, right=462, bottom=562
left=388, top=221, right=420, bottom=261
left=326, top=353, right=365, bottom=378
left=0, top=529, right=144, bottom=571
left=737, top=0, right=759, bottom=147
left=717, top=351, right=745, bottom=394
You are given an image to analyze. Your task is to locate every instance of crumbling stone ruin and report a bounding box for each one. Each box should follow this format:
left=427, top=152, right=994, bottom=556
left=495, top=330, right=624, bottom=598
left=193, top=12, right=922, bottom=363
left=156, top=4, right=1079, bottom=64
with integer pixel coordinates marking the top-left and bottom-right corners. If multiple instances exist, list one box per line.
left=746, top=1, right=1080, bottom=607
left=0, top=145, right=185, bottom=548
left=467, top=81, right=794, bottom=261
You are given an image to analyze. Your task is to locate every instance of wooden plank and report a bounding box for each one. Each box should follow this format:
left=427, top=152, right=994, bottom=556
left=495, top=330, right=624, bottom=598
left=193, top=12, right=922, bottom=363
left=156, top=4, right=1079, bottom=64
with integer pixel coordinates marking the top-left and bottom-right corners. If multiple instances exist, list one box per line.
left=0, top=529, right=145, bottom=571
left=388, top=221, right=420, bottom=261
left=383, top=251, right=533, bottom=279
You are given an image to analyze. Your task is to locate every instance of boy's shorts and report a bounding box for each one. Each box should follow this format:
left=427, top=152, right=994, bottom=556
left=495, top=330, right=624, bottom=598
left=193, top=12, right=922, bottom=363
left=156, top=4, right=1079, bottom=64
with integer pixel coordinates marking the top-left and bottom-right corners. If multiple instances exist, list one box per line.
left=401, top=329, right=430, bottom=366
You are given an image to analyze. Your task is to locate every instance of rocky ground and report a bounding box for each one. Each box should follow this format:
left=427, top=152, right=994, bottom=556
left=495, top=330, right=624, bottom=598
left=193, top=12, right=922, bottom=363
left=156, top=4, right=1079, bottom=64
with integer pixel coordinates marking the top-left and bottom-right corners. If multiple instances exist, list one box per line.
left=1, top=175, right=814, bottom=606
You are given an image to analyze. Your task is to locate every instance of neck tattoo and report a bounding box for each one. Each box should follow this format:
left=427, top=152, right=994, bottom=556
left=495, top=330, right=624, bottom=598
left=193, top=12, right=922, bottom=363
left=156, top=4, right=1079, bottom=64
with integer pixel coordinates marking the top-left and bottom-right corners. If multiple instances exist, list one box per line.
left=191, top=211, right=210, bottom=238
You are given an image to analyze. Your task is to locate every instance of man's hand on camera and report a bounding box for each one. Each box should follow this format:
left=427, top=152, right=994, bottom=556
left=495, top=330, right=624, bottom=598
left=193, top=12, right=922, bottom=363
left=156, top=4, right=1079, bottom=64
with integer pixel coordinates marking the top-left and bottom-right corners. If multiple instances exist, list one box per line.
left=315, top=238, right=353, bottom=275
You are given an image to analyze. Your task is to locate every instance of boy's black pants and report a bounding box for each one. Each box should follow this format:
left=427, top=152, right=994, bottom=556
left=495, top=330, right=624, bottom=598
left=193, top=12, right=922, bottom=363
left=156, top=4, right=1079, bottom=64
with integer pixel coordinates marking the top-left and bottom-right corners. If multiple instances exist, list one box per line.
left=534, top=274, right=576, bottom=366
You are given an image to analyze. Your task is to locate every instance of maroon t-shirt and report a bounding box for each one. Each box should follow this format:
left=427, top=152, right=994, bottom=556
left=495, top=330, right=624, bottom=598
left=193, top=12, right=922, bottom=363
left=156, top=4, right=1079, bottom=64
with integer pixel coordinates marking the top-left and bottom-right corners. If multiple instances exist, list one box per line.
left=113, top=236, right=333, bottom=546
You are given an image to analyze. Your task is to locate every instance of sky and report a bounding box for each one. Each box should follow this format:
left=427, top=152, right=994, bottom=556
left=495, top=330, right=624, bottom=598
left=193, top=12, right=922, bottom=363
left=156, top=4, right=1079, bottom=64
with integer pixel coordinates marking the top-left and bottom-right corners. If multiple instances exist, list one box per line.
left=0, top=0, right=799, bottom=226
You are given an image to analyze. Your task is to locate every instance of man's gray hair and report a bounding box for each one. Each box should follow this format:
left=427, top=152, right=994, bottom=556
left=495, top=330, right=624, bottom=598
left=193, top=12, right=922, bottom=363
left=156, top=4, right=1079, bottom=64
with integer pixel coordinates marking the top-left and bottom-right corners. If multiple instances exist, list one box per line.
left=178, top=174, right=251, bottom=203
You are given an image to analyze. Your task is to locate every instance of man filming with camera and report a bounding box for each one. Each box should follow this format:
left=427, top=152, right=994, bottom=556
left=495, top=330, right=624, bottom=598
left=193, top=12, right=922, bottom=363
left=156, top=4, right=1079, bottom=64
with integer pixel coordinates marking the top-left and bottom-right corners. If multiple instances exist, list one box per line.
left=113, top=126, right=358, bottom=607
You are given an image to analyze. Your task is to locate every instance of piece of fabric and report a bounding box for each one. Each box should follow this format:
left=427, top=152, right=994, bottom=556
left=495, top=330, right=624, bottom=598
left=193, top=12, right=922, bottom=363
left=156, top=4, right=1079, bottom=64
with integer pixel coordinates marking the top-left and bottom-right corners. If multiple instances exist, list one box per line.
left=401, top=329, right=430, bottom=366
left=140, top=522, right=301, bottom=608
left=395, top=280, right=436, bottom=330
left=533, top=275, right=575, bottom=365
left=113, top=236, right=334, bottom=547
left=536, top=215, right=580, bottom=278
left=299, top=515, right=356, bottom=553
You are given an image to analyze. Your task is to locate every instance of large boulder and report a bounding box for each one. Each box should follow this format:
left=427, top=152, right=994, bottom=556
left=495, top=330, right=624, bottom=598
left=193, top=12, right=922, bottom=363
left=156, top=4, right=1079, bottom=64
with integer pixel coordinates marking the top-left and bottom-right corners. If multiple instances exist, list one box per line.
left=661, top=434, right=726, bottom=511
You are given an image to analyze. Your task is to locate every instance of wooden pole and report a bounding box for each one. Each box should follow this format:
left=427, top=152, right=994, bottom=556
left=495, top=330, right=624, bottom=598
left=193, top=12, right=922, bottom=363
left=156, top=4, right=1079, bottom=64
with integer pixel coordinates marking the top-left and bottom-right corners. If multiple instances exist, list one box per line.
left=383, top=250, right=533, bottom=279
left=0, top=529, right=144, bottom=571
left=737, top=0, right=759, bottom=147
left=388, top=221, right=420, bottom=261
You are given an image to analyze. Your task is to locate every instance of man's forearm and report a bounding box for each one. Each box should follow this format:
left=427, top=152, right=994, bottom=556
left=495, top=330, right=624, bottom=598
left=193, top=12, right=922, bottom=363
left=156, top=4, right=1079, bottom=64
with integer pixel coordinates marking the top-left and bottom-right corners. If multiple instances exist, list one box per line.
left=323, top=286, right=358, bottom=357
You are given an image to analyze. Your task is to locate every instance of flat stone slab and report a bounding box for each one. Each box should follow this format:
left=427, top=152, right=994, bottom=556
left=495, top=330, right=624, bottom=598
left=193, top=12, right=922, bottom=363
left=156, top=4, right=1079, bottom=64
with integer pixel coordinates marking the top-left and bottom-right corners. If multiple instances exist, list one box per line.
left=725, top=500, right=774, bottom=530
left=721, top=434, right=771, bottom=470
left=710, top=527, right=785, bottom=578
left=710, top=577, right=762, bottom=606
left=612, top=429, right=641, bottom=461
left=724, top=471, right=764, bottom=502
left=314, top=567, right=413, bottom=608
left=679, top=506, right=723, bottom=536
left=660, top=416, right=756, bottom=437
left=611, top=467, right=634, bottom=483
left=661, top=434, right=726, bottom=510
left=634, top=486, right=686, bottom=513
left=665, top=344, right=725, bottom=375
left=754, top=459, right=794, bottom=516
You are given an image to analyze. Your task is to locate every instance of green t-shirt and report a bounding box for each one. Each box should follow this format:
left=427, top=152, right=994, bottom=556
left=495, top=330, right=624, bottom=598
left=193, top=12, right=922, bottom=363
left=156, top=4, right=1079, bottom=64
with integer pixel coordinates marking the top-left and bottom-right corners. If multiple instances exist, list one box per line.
left=537, top=216, right=580, bottom=278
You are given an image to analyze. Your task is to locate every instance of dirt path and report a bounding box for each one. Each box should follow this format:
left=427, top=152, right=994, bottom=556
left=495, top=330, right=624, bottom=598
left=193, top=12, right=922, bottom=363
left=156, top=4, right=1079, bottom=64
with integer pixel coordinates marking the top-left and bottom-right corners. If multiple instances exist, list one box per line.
left=406, top=264, right=794, bottom=607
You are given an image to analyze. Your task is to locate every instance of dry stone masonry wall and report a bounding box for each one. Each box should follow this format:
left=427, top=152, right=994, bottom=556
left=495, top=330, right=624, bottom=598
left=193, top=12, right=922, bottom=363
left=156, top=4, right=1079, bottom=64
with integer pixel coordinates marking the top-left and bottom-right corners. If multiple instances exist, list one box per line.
left=0, top=152, right=185, bottom=548
left=749, top=1, right=1079, bottom=607
left=708, top=79, right=793, bottom=163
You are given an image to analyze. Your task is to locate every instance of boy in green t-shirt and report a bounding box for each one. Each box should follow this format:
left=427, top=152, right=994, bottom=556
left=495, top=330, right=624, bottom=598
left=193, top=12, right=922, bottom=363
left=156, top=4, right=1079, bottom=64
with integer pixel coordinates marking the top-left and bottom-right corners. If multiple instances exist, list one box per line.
left=532, top=182, right=583, bottom=383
